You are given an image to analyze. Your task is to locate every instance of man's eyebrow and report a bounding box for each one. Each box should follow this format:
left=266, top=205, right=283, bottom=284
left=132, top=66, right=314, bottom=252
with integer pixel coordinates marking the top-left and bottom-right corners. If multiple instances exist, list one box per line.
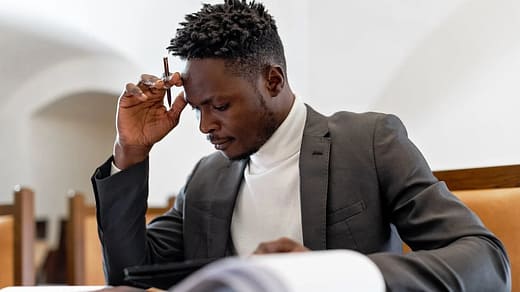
left=187, top=96, right=215, bottom=108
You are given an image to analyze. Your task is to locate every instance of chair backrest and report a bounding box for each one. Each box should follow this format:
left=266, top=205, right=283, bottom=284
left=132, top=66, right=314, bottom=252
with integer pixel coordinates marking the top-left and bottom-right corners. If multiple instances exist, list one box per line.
left=435, top=165, right=520, bottom=291
left=0, top=187, right=35, bottom=287
left=403, top=165, right=520, bottom=291
left=66, top=192, right=175, bottom=285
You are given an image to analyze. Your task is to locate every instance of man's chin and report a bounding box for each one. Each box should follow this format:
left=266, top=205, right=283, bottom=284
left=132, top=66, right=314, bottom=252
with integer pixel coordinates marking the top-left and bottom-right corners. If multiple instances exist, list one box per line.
left=219, top=148, right=256, bottom=161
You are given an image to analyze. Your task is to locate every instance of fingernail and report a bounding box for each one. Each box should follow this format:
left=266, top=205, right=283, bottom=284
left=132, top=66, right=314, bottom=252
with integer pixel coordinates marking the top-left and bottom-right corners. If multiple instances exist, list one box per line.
left=142, top=80, right=155, bottom=87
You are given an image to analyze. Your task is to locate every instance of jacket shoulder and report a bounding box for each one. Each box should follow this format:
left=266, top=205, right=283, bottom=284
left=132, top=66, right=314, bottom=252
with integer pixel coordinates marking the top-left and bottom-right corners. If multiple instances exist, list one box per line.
left=325, top=110, right=392, bottom=137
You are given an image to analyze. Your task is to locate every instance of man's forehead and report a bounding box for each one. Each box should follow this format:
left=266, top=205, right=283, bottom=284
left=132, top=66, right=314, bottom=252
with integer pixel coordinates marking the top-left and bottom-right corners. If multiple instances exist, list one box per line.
left=181, top=59, right=230, bottom=92
left=183, top=58, right=228, bottom=76
left=180, top=63, right=205, bottom=87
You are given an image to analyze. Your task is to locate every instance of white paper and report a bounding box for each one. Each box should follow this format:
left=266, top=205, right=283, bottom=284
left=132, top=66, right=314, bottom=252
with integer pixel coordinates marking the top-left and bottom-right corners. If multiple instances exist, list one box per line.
left=171, top=250, right=385, bottom=292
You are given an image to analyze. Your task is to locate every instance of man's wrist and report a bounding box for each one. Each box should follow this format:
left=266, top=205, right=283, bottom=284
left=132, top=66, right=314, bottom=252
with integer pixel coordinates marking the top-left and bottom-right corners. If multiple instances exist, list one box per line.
left=113, top=141, right=151, bottom=170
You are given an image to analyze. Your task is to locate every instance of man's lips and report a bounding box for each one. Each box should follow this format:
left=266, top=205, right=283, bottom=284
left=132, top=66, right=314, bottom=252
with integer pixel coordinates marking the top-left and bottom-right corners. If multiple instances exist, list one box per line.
left=209, top=137, right=234, bottom=150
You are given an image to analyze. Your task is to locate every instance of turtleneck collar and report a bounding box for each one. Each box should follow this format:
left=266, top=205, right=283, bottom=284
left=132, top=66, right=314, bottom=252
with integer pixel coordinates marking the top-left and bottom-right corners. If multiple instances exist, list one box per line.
left=248, top=97, right=307, bottom=174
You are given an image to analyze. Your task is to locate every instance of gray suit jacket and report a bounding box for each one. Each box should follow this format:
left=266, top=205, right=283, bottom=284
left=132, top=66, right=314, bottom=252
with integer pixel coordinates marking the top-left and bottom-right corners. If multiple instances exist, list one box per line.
left=92, top=105, right=510, bottom=291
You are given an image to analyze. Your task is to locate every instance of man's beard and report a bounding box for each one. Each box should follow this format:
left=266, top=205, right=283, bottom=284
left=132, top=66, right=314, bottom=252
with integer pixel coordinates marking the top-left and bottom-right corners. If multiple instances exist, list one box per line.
left=228, top=93, right=278, bottom=161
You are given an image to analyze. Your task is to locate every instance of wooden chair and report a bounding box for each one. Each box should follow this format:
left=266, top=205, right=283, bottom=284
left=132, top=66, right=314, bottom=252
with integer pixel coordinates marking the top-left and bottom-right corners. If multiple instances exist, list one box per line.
left=66, top=191, right=175, bottom=285
left=0, top=186, right=35, bottom=287
left=403, top=165, right=520, bottom=291
left=436, top=165, right=520, bottom=291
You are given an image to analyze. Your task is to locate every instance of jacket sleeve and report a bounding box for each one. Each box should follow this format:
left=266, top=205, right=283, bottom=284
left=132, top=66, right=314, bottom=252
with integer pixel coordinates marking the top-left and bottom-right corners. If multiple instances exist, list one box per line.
left=91, top=157, right=185, bottom=285
left=367, top=114, right=511, bottom=291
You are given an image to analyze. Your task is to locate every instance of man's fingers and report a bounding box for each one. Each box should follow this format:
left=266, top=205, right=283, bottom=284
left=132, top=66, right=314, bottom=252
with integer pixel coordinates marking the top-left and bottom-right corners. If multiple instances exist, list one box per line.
left=167, top=91, right=188, bottom=125
left=123, top=72, right=181, bottom=105
left=133, top=73, right=182, bottom=92
left=140, top=74, right=161, bottom=87
left=138, top=73, right=165, bottom=97
left=253, top=237, right=309, bottom=255
left=162, top=72, right=183, bottom=88
left=124, top=83, right=148, bottom=102
left=254, top=241, right=288, bottom=254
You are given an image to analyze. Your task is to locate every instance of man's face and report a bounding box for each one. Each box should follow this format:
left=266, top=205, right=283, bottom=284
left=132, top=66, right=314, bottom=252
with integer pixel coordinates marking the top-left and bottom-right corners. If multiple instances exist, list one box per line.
left=182, top=58, right=278, bottom=160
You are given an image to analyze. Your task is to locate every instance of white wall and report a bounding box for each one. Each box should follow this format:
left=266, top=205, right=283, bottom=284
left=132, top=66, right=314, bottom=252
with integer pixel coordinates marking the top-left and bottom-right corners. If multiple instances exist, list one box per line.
left=370, top=0, right=520, bottom=169
left=306, top=0, right=519, bottom=170
left=0, top=0, right=519, bottom=244
left=29, top=92, right=117, bottom=243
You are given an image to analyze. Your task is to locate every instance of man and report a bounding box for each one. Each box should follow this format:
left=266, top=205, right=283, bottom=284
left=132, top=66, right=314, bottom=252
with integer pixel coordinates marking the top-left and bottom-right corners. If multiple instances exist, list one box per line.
left=92, top=0, right=510, bottom=290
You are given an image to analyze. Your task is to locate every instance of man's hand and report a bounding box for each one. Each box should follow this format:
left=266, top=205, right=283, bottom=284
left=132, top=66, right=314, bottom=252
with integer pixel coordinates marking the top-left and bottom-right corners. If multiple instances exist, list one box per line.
left=114, top=73, right=186, bottom=170
left=253, top=237, right=310, bottom=254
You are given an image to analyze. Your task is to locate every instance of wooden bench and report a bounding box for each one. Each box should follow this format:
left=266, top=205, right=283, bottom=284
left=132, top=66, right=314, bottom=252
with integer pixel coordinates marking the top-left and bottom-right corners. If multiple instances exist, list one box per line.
left=0, top=187, right=35, bottom=287
left=66, top=191, right=175, bottom=285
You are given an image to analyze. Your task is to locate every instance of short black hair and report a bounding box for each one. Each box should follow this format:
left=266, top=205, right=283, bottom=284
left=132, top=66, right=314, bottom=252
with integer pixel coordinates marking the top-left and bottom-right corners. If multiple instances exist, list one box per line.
left=167, top=0, right=287, bottom=81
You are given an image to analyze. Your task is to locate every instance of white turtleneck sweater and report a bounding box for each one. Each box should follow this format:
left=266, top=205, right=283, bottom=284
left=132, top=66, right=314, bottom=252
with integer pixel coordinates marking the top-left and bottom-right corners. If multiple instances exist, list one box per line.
left=230, top=98, right=307, bottom=256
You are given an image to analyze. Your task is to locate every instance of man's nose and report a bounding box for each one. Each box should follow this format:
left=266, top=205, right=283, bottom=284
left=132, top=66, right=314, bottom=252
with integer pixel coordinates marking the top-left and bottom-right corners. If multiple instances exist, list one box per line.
left=199, top=111, right=219, bottom=134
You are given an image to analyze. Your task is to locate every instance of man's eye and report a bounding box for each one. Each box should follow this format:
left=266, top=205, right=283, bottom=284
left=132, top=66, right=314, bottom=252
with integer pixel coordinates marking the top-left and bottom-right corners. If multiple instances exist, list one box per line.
left=214, top=104, right=229, bottom=111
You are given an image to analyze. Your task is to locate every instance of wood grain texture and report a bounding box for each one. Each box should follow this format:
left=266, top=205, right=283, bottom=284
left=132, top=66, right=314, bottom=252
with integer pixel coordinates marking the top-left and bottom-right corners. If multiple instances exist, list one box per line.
left=434, top=164, right=520, bottom=190
left=67, top=192, right=176, bottom=285
left=0, top=187, right=35, bottom=287
left=0, top=217, right=14, bottom=287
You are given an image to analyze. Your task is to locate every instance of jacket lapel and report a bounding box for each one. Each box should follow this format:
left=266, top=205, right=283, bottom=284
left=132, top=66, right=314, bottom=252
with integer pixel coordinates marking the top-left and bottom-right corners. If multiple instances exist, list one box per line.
left=207, top=159, right=247, bottom=258
left=300, top=105, right=331, bottom=250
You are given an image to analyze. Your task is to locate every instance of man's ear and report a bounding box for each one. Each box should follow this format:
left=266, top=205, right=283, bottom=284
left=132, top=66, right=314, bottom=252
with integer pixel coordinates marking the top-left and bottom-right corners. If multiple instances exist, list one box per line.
left=264, top=65, right=285, bottom=97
